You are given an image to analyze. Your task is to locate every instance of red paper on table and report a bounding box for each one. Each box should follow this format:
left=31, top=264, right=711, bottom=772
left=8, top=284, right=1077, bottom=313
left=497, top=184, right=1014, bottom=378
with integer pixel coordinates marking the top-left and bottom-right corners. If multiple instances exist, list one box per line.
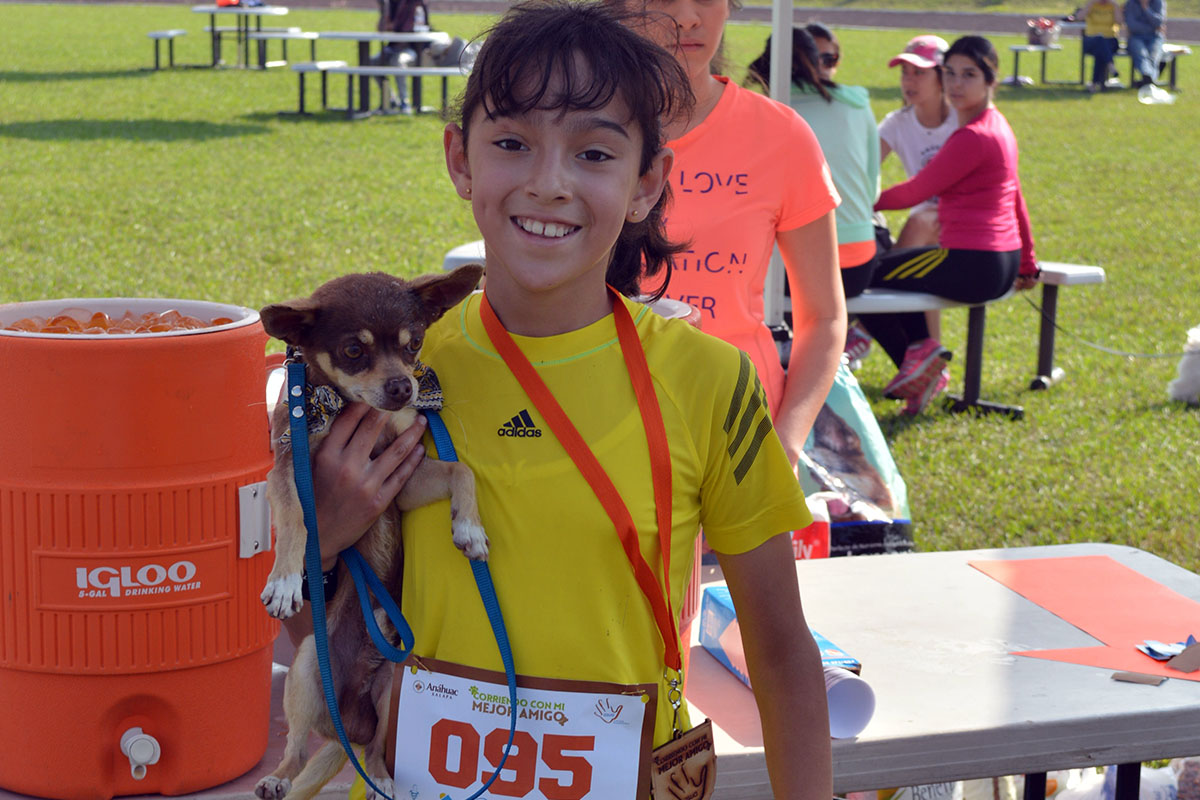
left=970, top=555, right=1200, bottom=682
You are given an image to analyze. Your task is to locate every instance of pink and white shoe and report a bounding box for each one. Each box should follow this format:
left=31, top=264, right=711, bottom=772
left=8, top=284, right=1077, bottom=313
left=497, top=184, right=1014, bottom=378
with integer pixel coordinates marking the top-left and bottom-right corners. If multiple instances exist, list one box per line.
left=903, top=367, right=950, bottom=415
left=883, top=338, right=952, bottom=400
left=844, top=323, right=873, bottom=371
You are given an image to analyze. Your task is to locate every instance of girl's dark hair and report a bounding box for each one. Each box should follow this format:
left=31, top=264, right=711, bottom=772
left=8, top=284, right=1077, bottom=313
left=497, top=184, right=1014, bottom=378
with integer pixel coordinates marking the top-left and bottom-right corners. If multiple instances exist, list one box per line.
left=946, top=35, right=999, bottom=85
left=455, top=0, right=695, bottom=300
left=804, top=22, right=837, bottom=48
left=746, top=25, right=832, bottom=102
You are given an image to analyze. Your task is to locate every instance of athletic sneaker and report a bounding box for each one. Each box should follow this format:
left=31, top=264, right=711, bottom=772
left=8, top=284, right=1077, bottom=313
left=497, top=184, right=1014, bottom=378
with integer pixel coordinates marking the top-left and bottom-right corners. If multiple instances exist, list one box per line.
left=883, top=338, right=952, bottom=400
left=844, top=323, right=873, bottom=371
left=903, top=367, right=950, bottom=415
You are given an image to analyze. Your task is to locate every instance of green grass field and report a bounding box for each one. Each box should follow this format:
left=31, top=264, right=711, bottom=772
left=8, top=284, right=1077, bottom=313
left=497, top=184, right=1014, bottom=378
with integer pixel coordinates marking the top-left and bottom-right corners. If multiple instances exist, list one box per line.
left=1, top=5, right=1197, bottom=571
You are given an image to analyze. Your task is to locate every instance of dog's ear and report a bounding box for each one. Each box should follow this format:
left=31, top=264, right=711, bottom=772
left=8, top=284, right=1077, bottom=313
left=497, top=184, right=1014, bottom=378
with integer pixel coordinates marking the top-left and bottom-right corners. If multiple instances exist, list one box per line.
left=260, top=299, right=318, bottom=345
left=411, top=264, right=485, bottom=323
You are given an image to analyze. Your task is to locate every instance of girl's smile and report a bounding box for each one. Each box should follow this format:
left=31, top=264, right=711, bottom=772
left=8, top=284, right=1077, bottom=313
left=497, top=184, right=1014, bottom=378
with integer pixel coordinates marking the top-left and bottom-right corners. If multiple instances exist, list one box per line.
left=513, top=217, right=579, bottom=239
left=445, top=95, right=671, bottom=336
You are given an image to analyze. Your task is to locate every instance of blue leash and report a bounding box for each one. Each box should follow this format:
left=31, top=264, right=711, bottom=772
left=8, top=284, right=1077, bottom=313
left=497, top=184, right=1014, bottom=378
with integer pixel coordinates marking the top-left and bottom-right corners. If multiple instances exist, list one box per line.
left=286, top=361, right=517, bottom=800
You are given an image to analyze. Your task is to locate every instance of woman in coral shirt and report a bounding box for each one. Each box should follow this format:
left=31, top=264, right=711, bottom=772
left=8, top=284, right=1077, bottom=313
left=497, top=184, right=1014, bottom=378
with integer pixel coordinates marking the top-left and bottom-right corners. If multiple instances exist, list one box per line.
left=634, top=0, right=846, bottom=469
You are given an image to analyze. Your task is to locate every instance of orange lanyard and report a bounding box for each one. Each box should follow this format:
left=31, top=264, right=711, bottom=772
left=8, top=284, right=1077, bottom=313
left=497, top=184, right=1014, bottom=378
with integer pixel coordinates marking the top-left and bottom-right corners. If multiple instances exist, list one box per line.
left=480, top=289, right=681, bottom=672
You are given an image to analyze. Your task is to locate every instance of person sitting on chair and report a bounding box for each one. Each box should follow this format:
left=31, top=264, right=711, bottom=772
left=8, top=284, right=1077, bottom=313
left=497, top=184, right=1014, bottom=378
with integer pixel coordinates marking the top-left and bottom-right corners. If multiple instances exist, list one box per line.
left=1082, top=0, right=1125, bottom=91
left=1123, top=0, right=1166, bottom=88
left=372, top=0, right=430, bottom=111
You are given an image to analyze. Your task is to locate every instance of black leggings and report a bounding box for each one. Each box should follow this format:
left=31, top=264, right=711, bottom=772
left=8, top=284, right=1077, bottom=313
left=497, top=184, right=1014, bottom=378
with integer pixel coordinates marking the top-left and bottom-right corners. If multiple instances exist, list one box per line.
left=841, top=256, right=878, bottom=299
left=857, top=247, right=1020, bottom=367
left=840, top=237, right=888, bottom=299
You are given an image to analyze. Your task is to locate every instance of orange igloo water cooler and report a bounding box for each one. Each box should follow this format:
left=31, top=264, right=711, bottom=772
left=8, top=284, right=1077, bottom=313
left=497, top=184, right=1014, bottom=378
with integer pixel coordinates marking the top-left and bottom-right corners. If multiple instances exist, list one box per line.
left=0, top=298, right=279, bottom=800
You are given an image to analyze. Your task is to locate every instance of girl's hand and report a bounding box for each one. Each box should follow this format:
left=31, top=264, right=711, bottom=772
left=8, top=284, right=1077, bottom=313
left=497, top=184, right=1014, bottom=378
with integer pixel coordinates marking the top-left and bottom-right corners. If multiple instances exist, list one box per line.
left=311, top=403, right=426, bottom=570
left=1013, top=270, right=1040, bottom=292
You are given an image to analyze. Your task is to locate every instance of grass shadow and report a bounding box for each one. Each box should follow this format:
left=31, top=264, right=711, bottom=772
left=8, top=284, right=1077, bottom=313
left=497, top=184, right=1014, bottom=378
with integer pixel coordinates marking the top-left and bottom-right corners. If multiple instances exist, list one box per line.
left=996, top=85, right=1099, bottom=102
left=0, top=118, right=271, bottom=142
left=242, top=109, right=363, bottom=125
left=0, top=69, right=158, bottom=83
left=241, top=109, right=450, bottom=124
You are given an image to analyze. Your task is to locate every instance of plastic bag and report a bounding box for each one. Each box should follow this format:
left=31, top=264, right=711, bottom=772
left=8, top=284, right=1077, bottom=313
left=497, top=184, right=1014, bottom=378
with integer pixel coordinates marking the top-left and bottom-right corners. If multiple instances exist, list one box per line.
left=963, top=776, right=1019, bottom=800
left=798, top=362, right=913, bottom=556
left=849, top=782, right=963, bottom=800
left=1056, top=770, right=1105, bottom=800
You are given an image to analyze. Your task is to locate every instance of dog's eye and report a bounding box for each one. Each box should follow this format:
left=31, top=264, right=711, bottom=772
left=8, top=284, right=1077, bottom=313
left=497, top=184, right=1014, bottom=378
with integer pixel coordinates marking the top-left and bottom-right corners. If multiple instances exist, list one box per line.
left=342, top=343, right=364, bottom=359
left=406, top=336, right=423, bottom=353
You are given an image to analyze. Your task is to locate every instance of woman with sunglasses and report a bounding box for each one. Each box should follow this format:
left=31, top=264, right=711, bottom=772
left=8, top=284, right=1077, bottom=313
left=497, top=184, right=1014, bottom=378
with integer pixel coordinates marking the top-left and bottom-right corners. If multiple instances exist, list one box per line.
left=631, top=0, right=845, bottom=472
left=747, top=26, right=880, bottom=302
left=863, top=35, right=1039, bottom=415
left=806, top=22, right=842, bottom=80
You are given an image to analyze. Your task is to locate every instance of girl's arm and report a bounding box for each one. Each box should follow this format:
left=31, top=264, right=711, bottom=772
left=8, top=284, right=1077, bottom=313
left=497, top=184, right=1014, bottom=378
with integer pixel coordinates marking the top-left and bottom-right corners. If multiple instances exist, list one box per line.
left=1012, top=179, right=1039, bottom=289
left=716, top=533, right=833, bottom=800
left=875, top=127, right=982, bottom=211
left=776, top=210, right=845, bottom=468
left=280, top=405, right=427, bottom=646
left=879, top=136, right=893, bottom=165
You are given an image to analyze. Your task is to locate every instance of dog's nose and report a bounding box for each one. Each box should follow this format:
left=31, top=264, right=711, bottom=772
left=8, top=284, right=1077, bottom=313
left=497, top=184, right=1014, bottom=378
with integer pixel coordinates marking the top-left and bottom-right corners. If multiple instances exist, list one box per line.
left=384, top=377, right=412, bottom=403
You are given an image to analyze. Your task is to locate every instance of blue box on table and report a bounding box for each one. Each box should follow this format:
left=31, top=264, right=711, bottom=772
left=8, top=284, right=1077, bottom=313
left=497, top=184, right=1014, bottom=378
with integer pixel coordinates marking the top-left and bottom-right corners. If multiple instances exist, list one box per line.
left=699, top=585, right=861, bottom=689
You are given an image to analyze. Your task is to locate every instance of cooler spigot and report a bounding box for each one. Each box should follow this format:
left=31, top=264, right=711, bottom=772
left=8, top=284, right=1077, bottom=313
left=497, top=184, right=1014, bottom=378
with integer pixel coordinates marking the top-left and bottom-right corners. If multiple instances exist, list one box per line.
left=120, top=727, right=161, bottom=780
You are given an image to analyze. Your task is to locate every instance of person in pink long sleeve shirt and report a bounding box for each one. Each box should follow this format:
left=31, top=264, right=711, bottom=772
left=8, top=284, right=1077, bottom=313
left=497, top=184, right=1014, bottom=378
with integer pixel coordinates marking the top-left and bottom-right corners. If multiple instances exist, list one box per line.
left=863, top=35, right=1039, bottom=414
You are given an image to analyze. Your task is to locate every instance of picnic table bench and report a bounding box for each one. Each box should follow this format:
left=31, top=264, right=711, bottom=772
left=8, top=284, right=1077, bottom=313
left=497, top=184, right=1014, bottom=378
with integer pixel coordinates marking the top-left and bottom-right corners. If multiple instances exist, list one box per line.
left=147, top=29, right=187, bottom=70
left=844, top=262, right=1105, bottom=418
left=1005, top=37, right=1191, bottom=90
left=284, top=60, right=348, bottom=115
left=246, top=29, right=317, bottom=69
left=441, top=241, right=1105, bottom=420
left=326, top=64, right=468, bottom=118
left=192, top=4, right=290, bottom=68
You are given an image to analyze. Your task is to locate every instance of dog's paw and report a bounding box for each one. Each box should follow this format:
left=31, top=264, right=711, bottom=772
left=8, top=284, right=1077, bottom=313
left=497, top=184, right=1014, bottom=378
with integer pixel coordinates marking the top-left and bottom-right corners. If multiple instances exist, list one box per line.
left=452, top=519, right=489, bottom=561
left=254, top=775, right=291, bottom=800
left=261, top=573, right=304, bottom=619
left=365, top=776, right=395, bottom=800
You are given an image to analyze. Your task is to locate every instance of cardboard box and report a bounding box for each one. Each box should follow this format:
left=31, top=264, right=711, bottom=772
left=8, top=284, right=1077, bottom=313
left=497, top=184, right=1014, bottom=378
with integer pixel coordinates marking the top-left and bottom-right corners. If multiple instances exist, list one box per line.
left=699, top=585, right=861, bottom=690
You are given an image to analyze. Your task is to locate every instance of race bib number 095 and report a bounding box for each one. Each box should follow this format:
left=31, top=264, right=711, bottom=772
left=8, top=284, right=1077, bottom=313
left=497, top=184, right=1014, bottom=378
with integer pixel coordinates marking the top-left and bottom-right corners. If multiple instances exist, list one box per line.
left=389, top=657, right=657, bottom=799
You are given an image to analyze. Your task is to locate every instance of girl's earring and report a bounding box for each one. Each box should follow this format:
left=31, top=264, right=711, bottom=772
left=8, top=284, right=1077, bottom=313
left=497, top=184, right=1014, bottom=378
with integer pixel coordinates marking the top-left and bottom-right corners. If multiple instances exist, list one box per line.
left=465, top=186, right=472, bottom=196
left=630, top=209, right=640, bottom=221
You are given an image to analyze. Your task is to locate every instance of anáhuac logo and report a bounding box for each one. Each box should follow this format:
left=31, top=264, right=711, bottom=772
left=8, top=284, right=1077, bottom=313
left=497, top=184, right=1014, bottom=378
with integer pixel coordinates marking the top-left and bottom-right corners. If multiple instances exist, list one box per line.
left=425, top=682, right=458, bottom=699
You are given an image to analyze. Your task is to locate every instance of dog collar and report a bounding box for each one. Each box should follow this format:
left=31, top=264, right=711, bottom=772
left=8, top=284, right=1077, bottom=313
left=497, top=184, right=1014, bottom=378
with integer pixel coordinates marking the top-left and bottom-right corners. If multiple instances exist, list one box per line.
left=277, top=348, right=443, bottom=447
left=411, top=360, right=444, bottom=411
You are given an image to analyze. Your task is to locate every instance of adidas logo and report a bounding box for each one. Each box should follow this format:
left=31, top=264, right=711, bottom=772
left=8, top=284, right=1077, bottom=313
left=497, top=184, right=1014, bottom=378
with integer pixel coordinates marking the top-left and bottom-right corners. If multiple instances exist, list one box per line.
left=497, top=409, right=543, bottom=438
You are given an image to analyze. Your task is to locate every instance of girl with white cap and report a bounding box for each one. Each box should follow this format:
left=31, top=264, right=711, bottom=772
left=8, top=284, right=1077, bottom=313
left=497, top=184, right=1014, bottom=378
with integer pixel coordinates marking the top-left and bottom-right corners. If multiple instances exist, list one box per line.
left=846, top=34, right=956, bottom=366
left=878, top=35, right=955, bottom=251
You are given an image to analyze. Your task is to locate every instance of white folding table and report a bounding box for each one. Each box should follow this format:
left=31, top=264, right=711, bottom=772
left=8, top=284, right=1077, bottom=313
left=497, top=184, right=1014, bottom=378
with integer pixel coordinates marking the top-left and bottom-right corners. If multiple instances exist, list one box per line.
left=689, top=543, right=1200, bottom=798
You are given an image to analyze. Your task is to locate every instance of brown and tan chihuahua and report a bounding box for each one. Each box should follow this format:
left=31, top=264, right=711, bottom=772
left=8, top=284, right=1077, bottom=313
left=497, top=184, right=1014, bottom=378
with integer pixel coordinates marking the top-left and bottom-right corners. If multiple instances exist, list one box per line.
left=255, top=264, right=487, bottom=800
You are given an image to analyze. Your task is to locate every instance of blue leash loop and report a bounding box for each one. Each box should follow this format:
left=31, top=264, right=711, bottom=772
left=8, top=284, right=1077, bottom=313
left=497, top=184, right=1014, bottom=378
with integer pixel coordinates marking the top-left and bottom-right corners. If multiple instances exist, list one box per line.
left=285, top=361, right=517, bottom=800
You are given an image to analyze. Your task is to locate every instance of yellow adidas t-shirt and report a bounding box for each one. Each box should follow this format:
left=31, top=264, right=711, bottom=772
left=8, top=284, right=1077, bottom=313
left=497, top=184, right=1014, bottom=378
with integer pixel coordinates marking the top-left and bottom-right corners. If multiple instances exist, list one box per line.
left=401, top=292, right=810, bottom=748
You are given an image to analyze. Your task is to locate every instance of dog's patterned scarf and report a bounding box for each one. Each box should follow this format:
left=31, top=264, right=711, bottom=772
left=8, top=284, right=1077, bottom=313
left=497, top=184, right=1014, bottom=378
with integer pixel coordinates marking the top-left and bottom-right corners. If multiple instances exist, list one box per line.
left=276, top=349, right=443, bottom=448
